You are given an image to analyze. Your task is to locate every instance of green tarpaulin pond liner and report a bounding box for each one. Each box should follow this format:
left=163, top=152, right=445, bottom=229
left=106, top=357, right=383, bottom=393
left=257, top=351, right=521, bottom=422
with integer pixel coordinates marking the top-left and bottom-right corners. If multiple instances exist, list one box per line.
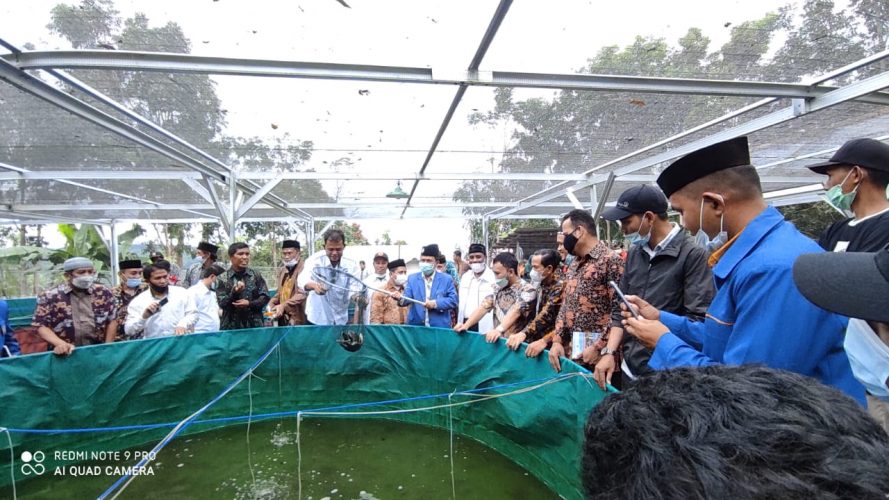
left=0, top=325, right=605, bottom=498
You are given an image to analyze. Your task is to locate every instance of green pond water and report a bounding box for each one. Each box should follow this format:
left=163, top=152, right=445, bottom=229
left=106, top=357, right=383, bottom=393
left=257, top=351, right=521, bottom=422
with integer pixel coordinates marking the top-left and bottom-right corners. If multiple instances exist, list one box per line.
left=9, top=418, right=560, bottom=499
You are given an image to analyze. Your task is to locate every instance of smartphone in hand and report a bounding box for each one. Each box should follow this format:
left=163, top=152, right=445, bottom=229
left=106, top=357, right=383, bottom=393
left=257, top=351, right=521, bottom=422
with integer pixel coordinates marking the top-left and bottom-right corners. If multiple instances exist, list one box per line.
left=608, top=280, right=640, bottom=319
left=158, top=297, right=169, bottom=308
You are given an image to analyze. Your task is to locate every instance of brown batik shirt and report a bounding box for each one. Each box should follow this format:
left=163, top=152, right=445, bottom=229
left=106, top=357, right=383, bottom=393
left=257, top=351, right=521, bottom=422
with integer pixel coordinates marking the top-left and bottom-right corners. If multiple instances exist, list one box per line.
left=554, top=241, right=624, bottom=357
left=518, top=274, right=565, bottom=343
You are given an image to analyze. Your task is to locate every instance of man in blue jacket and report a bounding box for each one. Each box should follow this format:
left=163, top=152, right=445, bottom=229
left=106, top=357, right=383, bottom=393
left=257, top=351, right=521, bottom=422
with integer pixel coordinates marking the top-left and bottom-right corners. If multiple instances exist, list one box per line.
left=621, top=137, right=865, bottom=405
left=393, top=244, right=458, bottom=328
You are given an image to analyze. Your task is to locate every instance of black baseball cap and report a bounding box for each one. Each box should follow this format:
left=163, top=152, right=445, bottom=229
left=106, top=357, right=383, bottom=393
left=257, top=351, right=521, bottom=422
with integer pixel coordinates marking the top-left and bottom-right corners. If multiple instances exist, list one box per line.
left=805, top=138, right=889, bottom=175
left=793, top=247, right=889, bottom=323
left=601, top=184, right=669, bottom=221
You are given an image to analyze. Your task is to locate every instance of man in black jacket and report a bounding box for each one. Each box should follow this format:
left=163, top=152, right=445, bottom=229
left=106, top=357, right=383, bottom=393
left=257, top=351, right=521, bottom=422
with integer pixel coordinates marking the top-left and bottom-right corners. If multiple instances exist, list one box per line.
left=595, top=184, right=714, bottom=388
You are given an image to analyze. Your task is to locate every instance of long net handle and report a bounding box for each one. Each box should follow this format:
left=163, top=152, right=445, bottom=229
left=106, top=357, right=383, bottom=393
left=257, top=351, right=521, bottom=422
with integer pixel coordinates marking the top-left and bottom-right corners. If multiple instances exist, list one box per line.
left=364, top=284, right=426, bottom=307
left=310, top=268, right=425, bottom=307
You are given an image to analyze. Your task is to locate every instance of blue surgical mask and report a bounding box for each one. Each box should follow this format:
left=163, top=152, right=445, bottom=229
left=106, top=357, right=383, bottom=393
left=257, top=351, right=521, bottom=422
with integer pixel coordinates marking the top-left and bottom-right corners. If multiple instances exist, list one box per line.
left=844, top=318, right=889, bottom=400
left=210, top=280, right=218, bottom=291
left=420, top=263, right=435, bottom=276
left=126, top=278, right=142, bottom=288
left=695, top=196, right=728, bottom=252
left=825, top=168, right=860, bottom=213
left=495, top=277, right=508, bottom=288
left=626, top=215, right=652, bottom=246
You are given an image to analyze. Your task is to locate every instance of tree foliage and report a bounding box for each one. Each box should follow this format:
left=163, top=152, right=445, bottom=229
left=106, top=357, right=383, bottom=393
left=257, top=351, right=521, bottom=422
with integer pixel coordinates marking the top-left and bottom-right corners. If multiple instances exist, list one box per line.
left=0, top=0, right=338, bottom=287
left=457, top=0, right=885, bottom=237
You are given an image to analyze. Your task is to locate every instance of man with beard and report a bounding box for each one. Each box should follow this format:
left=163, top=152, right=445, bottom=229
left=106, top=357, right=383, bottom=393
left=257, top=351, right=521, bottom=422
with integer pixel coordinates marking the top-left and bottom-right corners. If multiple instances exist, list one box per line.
left=125, top=263, right=197, bottom=339
left=267, top=240, right=307, bottom=326
left=217, top=242, right=270, bottom=330
left=32, top=257, right=117, bottom=355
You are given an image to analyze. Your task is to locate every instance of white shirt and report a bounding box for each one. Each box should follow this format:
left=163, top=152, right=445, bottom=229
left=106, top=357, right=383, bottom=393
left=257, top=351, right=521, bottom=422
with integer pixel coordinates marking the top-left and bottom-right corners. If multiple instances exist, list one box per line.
left=297, top=250, right=362, bottom=325
left=424, top=274, right=434, bottom=326
left=362, top=272, right=389, bottom=324
left=458, top=268, right=496, bottom=332
left=188, top=281, right=221, bottom=333
left=125, top=286, right=197, bottom=339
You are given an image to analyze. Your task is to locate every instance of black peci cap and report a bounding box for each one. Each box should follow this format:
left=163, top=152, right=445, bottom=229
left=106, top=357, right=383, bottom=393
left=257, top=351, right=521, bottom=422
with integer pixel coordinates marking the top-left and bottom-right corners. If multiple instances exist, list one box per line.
left=601, top=184, right=669, bottom=221
left=657, top=137, right=751, bottom=197
left=468, top=243, right=486, bottom=256
left=119, top=259, right=143, bottom=270
left=282, top=240, right=300, bottom=250
left=197, top=241, right=219, bottom=254
left=421, top=244, right=440, bottom=257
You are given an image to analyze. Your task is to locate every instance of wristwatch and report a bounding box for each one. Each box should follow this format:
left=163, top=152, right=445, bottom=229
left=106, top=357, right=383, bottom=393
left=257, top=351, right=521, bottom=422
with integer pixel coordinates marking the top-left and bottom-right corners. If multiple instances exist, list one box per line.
left=600, top=347, right=616, bottom=356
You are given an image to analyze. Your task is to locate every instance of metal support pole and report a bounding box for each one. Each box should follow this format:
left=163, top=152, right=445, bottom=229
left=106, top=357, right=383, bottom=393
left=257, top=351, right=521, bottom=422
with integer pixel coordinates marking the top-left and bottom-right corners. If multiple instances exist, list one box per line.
left=589, top=184, right=600, bottom=239
left=109, top=221, right=120, bottom=287
left=306, top=218, right=315, bottom=253
left=228, top=170, right=238, bottom=242
left=482, top=216, right=490, bottom=255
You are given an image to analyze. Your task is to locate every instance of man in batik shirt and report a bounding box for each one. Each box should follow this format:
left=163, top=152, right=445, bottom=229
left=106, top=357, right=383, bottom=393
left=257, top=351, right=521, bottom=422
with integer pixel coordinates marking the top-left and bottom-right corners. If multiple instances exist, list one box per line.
left=505, top=249, right=565, bottom=358
left=370, top=259, right=408, bottom=325
left=111, top=259, right=146, bottom=340
left=32, top=257, right=116, bottom=356
left=549, top=210, right=624, bottom=372
left=454, top=252, right=535, bottom=341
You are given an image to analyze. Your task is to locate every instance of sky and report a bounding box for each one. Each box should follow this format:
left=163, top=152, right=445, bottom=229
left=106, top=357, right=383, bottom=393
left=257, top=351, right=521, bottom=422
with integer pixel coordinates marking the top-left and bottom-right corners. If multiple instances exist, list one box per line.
left=1, top=0, right=800, bottom=253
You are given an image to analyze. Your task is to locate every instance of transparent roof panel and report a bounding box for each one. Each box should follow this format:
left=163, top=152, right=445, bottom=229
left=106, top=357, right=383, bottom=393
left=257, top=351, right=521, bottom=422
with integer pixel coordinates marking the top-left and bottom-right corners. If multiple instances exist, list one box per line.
left=2, top=1, right=498, bottom=67
left=2, top=0, right=889, bottom=227
left=484, top=0, right=885, bottom=82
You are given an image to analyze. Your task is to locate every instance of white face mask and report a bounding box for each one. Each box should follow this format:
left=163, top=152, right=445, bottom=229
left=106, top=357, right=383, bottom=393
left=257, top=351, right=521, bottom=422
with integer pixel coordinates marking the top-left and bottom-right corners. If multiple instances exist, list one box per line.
left=695, top=196, right=728, bottom=252
left=375, top=272, right=387, bottom=279
left=395, top=274, right=408, bottom=286
left=529, top=269, right=543, bottom=285
left=844, top=318, right=889, bottom=400
left=470, top=262, right=485, bottom=274
left=71, top=275, right=96, bottom=290
left=283, top=258, right=298, bottom=268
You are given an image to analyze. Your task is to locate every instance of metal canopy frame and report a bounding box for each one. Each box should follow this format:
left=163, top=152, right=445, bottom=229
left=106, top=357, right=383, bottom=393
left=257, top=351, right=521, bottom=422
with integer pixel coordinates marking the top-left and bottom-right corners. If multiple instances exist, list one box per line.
left=2, top=0, right=889, bottom=231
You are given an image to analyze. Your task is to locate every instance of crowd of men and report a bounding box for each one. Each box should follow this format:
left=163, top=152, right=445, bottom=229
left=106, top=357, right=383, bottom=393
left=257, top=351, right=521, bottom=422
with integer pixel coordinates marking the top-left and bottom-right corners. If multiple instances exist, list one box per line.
left=0, top=135, right=888, bottom=496
left=1, top=136, right=888, bottom=454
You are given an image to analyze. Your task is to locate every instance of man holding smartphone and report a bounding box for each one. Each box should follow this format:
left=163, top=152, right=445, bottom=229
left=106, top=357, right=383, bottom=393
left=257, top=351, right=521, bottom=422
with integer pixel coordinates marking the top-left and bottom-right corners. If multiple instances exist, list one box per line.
left=596, top=185, right=714, bottom=389
left=620, top=137, right=864, bottom=405
left=125, top=263, right=197, bottom=339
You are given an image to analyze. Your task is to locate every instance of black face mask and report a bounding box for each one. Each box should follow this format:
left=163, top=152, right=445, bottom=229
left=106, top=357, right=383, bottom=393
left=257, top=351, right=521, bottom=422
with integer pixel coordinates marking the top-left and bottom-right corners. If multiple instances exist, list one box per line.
left=150, top=283, right=169, bottom=295
left=563, top=229, right=580, bottom=256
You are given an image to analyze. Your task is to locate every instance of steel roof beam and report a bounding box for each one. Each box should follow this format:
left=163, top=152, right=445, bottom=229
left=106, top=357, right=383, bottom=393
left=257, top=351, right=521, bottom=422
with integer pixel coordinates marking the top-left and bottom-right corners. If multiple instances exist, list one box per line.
left=0, top=38, right=310, bottom=222
left=399, top=0, right=513, bottom=218
left=0, top=170, right=824, bottom=185
left=7, top=50, right=889, bottom=105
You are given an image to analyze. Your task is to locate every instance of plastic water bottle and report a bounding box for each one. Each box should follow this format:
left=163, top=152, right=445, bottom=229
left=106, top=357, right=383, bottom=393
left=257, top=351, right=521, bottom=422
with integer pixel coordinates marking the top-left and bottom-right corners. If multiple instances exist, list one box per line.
left=263, top=306, right=276, bottom=327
